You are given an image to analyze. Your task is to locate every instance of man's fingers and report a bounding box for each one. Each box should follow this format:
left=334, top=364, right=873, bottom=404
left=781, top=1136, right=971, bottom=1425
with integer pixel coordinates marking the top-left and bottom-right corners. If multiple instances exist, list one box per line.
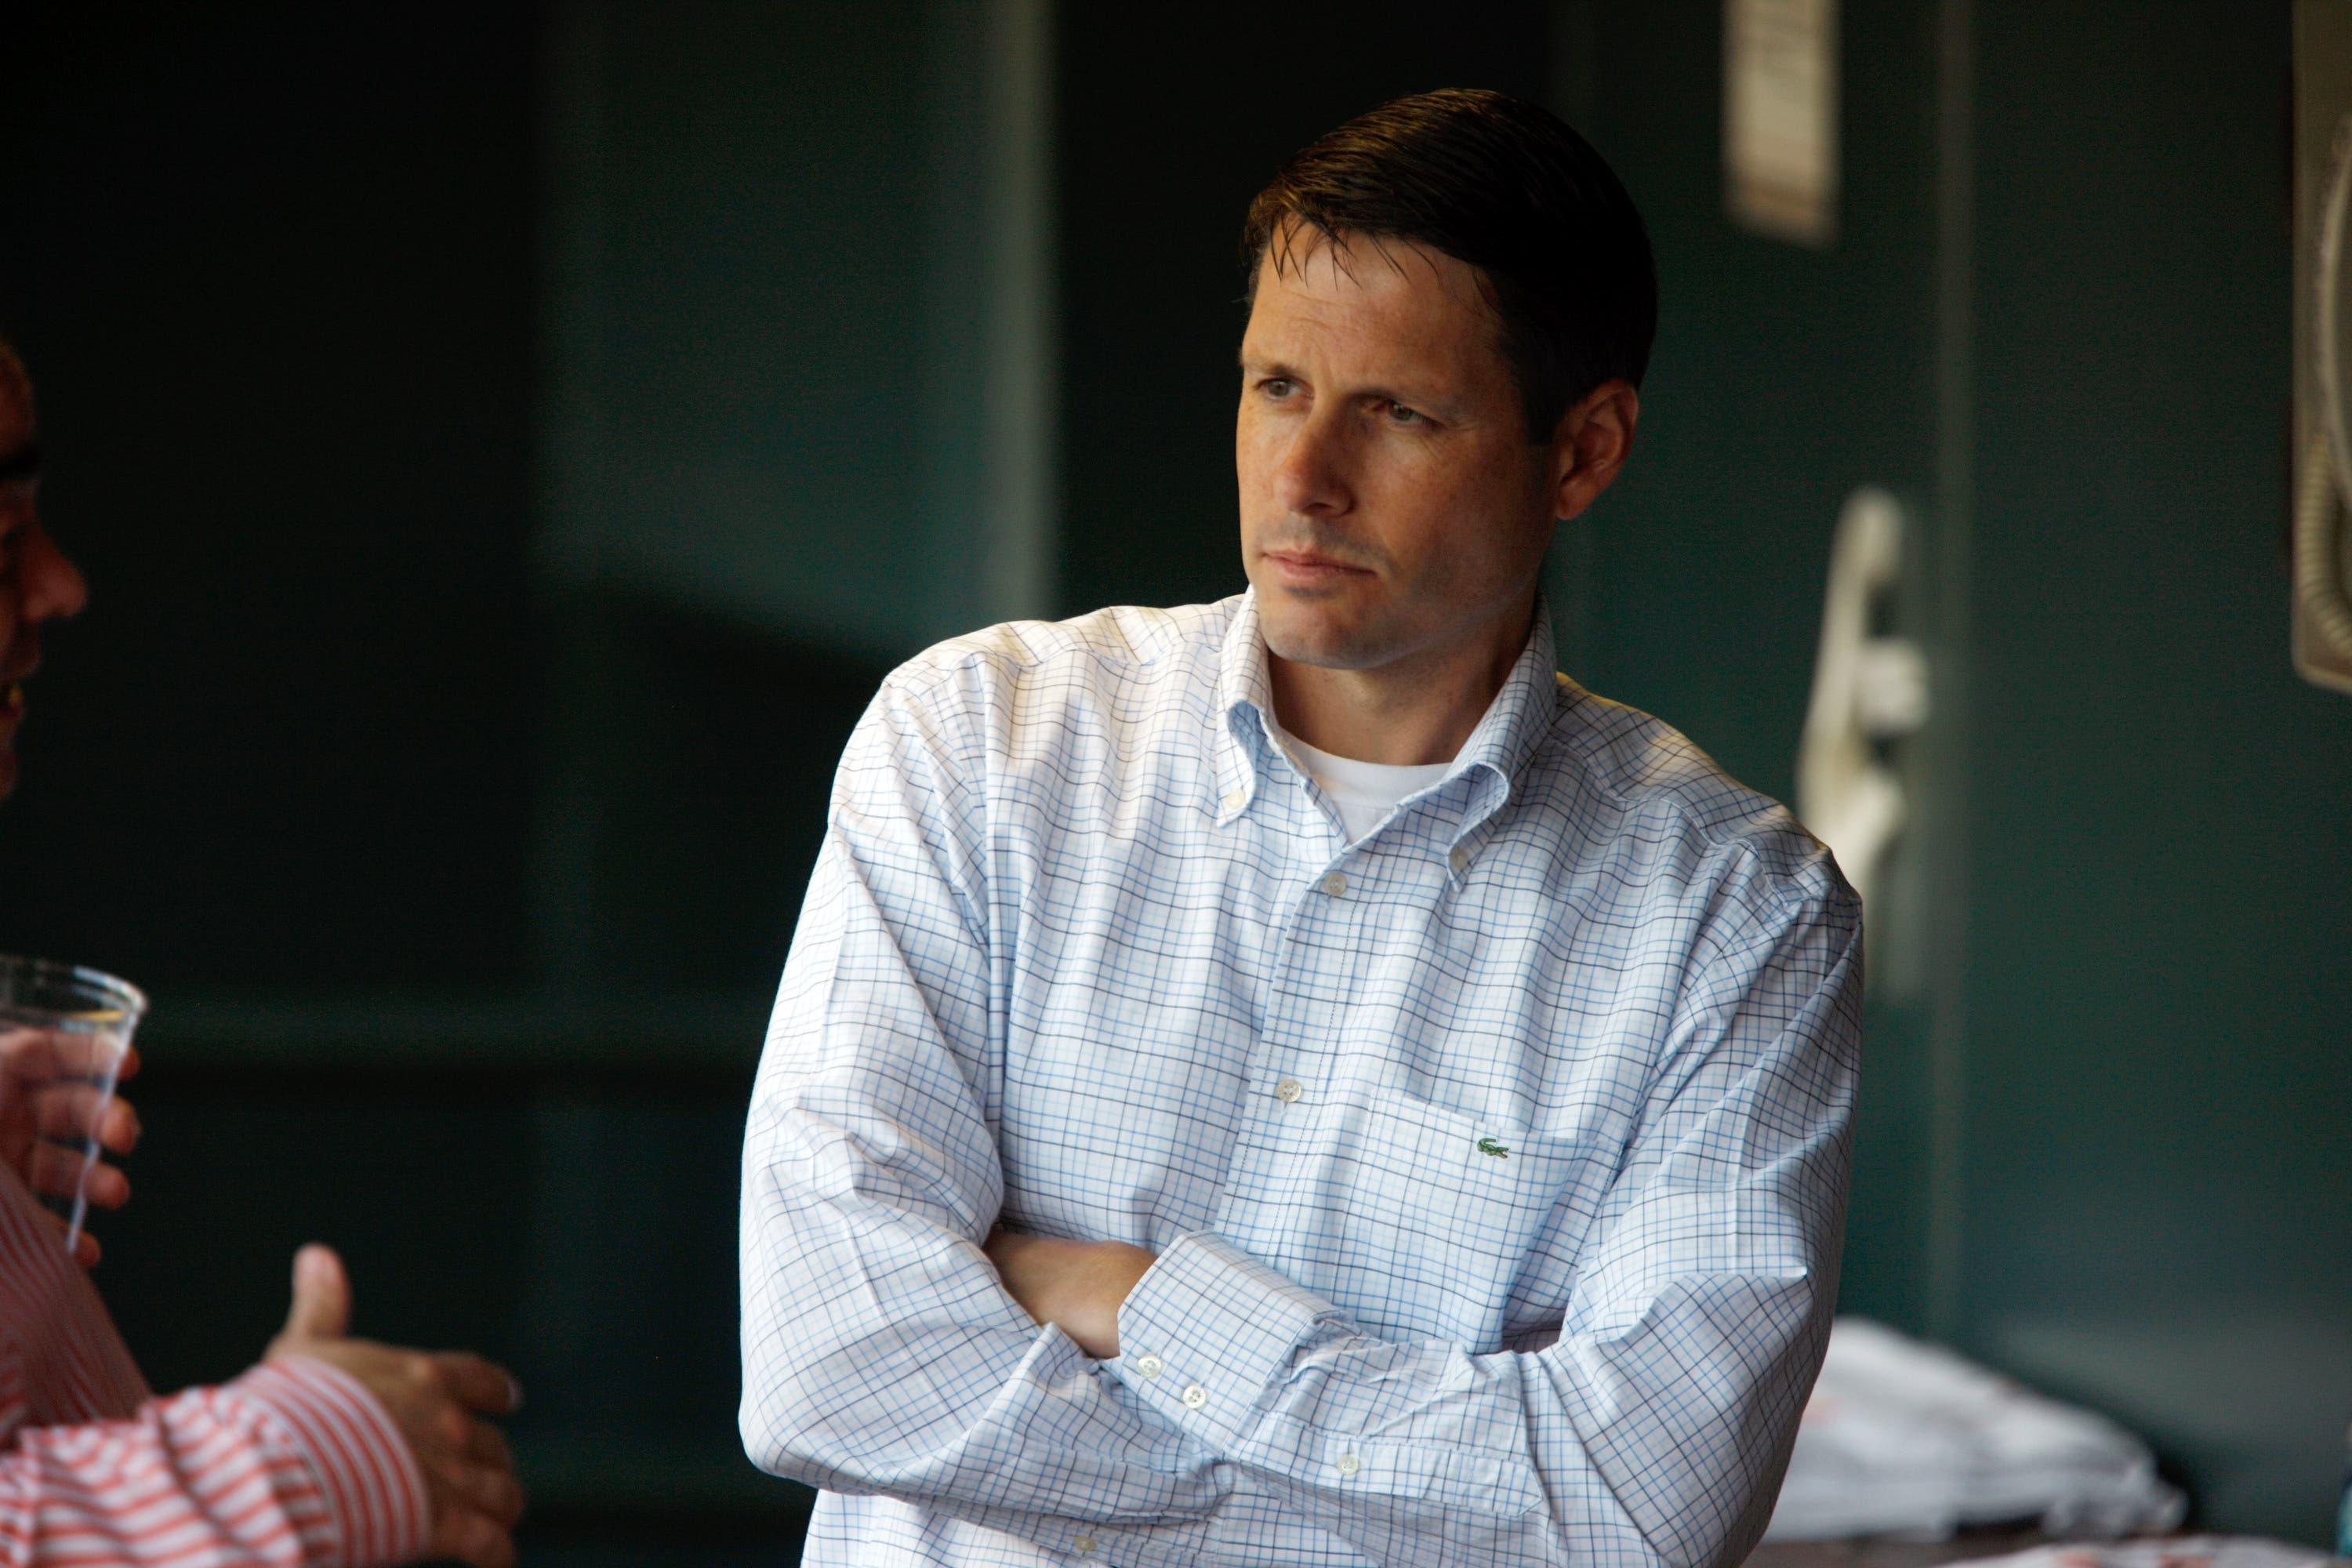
left=433, top=1352, right=521, bottom=1416
left=434, top=1454, right=525, bottom=1527
left=0, top=1028, right=60, bottom=1080
left=430, top=1507, right=516, bottom=1568
left=2, top=1029, right=130, bottom=1082
left=76, top=1159, right=129, bottom=1210
left=280, top=1243, right=353, bottom=1341
left=24, top=1139, right=117, bottom=1202
left=96, top=1095, right=137, bottom=1153
left=465, top=1419, right=514, bottom=1471
left=26, top=1140, right=81, bottom=1196
left=31, top=1083, right=132, bottom=1146
left=23, top=1198, right=100, bottom=1265
left=35, top=1197, right=95, bottom=1268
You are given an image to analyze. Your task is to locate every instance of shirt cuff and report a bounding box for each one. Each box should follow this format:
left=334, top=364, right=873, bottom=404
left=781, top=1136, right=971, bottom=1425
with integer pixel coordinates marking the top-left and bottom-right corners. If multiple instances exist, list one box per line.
left=229, top=1357, right=434, bottom=1568
left=1107, top=1230, right=1337, bottom=1454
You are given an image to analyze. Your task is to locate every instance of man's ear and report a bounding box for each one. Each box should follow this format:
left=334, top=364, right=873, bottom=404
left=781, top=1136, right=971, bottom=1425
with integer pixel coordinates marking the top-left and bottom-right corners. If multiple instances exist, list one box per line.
left=1548, top=379, right=1640, bottom=524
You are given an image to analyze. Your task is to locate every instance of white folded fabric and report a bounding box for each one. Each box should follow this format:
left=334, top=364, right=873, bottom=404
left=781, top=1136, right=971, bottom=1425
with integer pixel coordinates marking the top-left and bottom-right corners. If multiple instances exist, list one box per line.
left=1765, top=1318, right=2188, bottom=1541
left=1894, top=1537, right=2338, bottom=1568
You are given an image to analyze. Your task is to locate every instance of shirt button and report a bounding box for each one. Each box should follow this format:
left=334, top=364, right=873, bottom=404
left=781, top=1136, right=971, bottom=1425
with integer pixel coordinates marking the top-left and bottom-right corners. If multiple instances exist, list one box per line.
left=1275, top=1077, right=1303, bottom=1104
left=1449, top=847, right=1471, bottom=873
left=1181, top=1384, right=1208, bottom=1409
left=1223, top=789, right=1244, bottom=811
left=1319, top=871, right=1348, bottom=897
left=1336, top=1452, right=1362, bottom=1477
left=1074, top=1534, right=1098, bottom=1555
left=1134, top=1353, right=1164, bottom=1378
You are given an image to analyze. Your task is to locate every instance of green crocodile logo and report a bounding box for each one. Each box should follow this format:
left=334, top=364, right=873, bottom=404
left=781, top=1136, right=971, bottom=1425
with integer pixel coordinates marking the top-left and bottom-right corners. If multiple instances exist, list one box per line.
left=1476, top=1137, right=1510, bottom=1158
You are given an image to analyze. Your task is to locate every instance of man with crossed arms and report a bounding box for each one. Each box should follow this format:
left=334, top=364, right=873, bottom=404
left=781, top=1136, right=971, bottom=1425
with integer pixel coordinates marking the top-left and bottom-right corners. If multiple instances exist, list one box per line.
left=742, top=89, right=1860, bottom=1567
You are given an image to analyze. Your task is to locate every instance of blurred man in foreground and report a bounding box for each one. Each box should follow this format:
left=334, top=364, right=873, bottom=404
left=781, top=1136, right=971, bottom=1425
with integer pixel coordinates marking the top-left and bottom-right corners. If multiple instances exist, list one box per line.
left=742, top=90, right=1860, bottom=1567
left=0, top=337, right=526, bottom=1568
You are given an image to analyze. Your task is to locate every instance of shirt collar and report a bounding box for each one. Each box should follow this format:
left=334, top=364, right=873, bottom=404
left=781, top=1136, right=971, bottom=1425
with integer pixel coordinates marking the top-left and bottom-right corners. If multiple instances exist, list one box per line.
left=1210, top=587, right=1561, bottom=833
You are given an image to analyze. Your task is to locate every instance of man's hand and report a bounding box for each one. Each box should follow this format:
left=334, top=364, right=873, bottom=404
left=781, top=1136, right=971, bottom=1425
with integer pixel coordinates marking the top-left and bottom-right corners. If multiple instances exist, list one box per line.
left=265, top=1244, right=525, bottom=1568
left=0, top=1026, right=139, bottom=1265
left=983, top=1229, right=1156, bottom=1359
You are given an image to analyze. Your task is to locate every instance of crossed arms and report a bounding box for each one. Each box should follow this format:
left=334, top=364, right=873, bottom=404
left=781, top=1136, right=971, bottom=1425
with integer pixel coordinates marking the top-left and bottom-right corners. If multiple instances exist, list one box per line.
left=739, top=688, right=1862, bottom=1568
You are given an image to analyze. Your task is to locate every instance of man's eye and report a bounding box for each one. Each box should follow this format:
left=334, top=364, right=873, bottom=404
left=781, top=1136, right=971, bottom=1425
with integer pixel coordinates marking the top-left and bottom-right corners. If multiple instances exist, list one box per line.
left=1261, top=377, right=1295, bottom=399
left=1384, top=401, right=1425, bottom=426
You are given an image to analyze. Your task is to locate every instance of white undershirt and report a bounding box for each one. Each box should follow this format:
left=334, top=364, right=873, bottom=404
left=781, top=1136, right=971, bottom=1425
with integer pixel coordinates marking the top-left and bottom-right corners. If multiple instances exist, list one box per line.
left=1275, top=728, right=1453, bottom=843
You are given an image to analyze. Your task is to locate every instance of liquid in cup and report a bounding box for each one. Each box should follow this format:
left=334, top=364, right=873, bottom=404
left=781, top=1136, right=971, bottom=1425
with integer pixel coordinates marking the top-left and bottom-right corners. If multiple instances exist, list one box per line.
left=0, top=956, right=147, bottom=1257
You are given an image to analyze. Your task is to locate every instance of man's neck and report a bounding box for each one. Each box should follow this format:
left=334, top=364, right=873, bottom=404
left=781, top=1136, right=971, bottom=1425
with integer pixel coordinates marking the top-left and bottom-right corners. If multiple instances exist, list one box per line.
left=1267, top=593, right=1536, bottom=766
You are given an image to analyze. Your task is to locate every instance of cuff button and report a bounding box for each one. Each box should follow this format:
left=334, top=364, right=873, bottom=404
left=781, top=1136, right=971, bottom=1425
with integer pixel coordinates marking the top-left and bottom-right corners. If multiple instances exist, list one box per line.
left=1181, top=1383, right=1207, bottom=1409
left=1336, top=1452, right=1362, bottom=1477
left=1134, top=1353, right=1164, bottom=1378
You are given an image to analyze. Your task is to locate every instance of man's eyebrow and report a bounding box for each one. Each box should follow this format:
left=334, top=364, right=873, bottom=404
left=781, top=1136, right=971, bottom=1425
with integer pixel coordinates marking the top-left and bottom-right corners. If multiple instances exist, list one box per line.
left=1331, top=376, right=1452, bottom=413
left=1236, top=360, right=1455, bottom=414
left=0, top=443, right=40, bottom=486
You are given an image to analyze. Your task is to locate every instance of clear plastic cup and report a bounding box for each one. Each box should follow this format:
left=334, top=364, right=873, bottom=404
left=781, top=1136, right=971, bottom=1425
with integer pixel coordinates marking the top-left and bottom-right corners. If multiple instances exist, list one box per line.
left=0, top=956, right=147, bottom=1256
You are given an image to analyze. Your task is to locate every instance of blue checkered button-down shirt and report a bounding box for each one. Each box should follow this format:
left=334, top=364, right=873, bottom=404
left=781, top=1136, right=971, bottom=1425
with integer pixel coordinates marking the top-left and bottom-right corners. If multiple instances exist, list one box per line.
left=740, top=591, right=1861, bottom=1568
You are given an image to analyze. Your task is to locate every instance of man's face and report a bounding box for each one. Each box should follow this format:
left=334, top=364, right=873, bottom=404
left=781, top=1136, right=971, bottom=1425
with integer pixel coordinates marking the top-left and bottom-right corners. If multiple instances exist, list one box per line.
left=1236, top=227, right=1560, bottom=673
left=0, top=370, right=89, bottom=801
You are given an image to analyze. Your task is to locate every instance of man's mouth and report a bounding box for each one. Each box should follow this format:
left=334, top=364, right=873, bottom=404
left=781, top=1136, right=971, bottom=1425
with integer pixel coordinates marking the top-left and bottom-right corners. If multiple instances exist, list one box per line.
left=1264, top=547, right=1373, bottom=572
left=1261, top=550, right=1375, bottom=593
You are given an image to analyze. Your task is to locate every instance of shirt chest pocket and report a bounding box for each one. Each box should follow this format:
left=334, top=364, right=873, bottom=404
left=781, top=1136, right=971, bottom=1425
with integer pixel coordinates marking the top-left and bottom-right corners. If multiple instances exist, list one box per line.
left=1306, top=1093, right=1589, bottom=1347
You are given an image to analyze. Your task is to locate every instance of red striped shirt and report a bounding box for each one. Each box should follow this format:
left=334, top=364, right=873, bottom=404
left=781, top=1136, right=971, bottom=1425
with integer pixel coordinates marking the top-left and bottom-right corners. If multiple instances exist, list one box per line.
left=0, top=1169, right=430, bottom=1567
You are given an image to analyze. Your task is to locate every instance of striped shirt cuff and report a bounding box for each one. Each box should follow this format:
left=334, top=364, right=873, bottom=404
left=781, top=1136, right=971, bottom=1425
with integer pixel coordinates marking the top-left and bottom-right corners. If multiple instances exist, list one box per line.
left=1109, top=1230, right=1334, bottom=1452
left=229, top=1357, right=433, bottom=1568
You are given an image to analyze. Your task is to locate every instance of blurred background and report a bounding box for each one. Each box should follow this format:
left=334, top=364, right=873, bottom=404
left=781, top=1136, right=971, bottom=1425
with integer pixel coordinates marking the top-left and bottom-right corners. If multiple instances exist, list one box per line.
left=1, top=2, right=2347, bottom=1563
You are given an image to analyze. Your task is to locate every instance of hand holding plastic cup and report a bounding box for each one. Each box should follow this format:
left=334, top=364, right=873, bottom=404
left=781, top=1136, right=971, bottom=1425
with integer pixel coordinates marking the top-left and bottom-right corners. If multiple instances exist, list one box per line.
left=0, top=956, right=147, bottom=1261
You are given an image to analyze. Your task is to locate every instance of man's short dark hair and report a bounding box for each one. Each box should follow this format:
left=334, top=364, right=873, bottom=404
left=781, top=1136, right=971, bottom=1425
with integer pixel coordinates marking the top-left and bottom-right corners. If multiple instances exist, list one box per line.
left=1241, top=88, right=1657, bottom=443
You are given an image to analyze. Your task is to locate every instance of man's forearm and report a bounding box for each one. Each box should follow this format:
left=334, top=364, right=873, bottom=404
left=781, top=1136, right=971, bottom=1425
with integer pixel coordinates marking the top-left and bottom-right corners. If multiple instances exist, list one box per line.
left=741, top=753, right=1240, bottom=1547
left=0, top=1360, right=431, bottom=1568
left=983, top=1231, right=1156, bottom=1358
left=1091, top=1228, right=1831, bottom=1568
left=740, top=1101, right=1227, bottom=1532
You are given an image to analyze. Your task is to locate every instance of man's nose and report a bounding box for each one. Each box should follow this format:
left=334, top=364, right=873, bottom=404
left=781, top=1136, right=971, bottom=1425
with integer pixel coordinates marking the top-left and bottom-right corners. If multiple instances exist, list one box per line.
left=20, top=524, right=89, bottom=624
left=1272, top=410, right=1354, bottom=517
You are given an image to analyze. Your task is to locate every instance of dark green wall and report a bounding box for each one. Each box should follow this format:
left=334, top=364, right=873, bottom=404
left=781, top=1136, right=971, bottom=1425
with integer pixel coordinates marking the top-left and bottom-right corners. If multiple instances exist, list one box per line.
left=537, top=0, right=971, bottom=656
left=1569, top=0, right=2352, bottom=1543
left=1955, top=3, right=2350, bottom=1538
left=0, top=5, right=543, bottom=992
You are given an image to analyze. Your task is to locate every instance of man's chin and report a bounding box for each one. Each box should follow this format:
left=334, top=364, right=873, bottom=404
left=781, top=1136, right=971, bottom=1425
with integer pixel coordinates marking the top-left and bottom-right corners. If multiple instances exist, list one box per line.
left=1259, top=606, right=1394, bottom=672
